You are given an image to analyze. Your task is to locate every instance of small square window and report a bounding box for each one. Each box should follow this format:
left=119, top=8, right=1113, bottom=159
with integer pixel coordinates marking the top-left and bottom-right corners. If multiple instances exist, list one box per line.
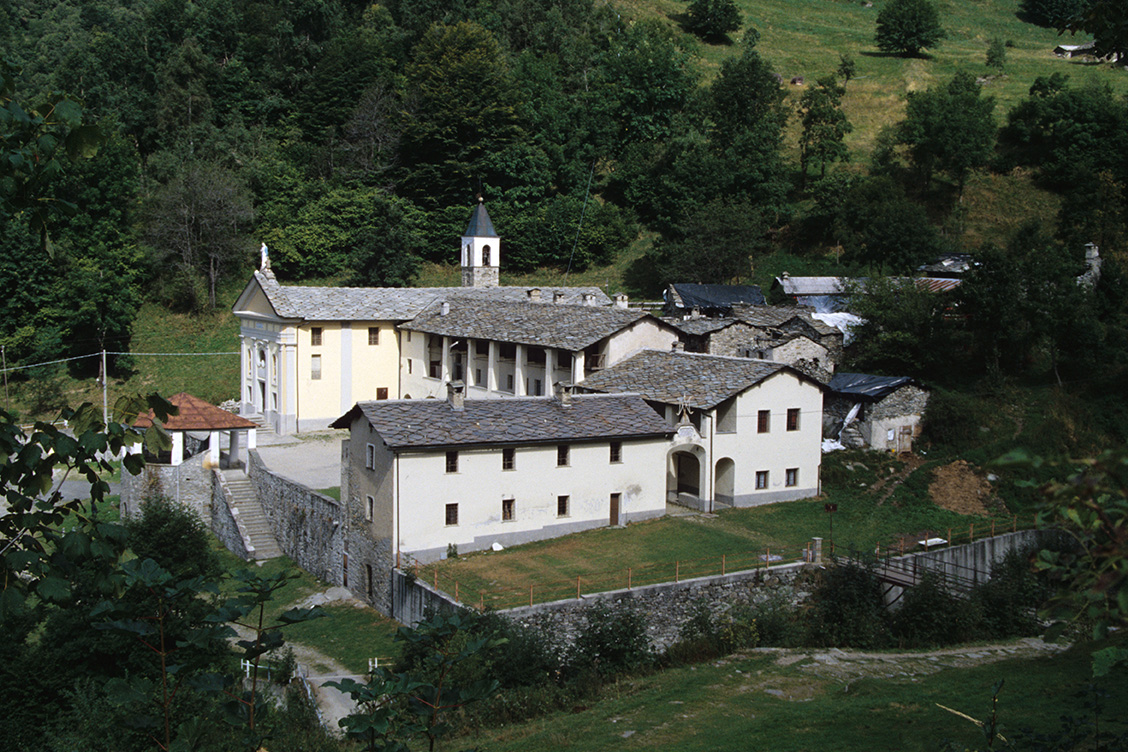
left=502, top=447, right=515, bottom=471
left=557, top=444, right=569, bottom=467
left=311, top=354, right=322, bottom=380
left=311, top=327, right=323, bottom=346
left=609, top=441, right=622, bottom=463
left=786, top=468, right=799, bottom=487
left=758, top=410, right=770, bottom=433
left=365, top=443, right=375, bottom=469
left=377, top=387, right=389, bottom=400
left=787, top=408, right=800, bottom=431
left=756, top=470, right=769, bottom=490
left=502, top=498, right=515, bottom=521
left=445, top=503, right=458, bottom=526
left=368, top=327, right=380, bottom=346
left=445, top=451, right=458, bottom=473
left=557, top=495, right=569, bottom=517
left=365, top=495, right=374, bottom=521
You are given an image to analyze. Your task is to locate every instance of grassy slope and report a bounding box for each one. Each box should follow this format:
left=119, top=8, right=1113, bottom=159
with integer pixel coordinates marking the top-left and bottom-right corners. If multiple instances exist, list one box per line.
left=458, top=637, right=1127, bottom=751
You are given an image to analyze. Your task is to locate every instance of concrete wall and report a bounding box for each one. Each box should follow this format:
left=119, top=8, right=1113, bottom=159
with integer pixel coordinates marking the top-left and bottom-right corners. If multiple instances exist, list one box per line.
left=119, top=451, right=214, bottom=523
left=248, top=450, right=345, bottom=586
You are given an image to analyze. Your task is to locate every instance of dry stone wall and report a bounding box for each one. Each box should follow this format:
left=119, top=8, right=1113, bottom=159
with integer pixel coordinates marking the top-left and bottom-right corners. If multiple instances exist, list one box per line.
left=119, top=452, right=214, bottom=523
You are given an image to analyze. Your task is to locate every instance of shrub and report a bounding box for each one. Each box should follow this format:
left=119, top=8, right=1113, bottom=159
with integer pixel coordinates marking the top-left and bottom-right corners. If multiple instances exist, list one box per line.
left=665, top=601, right=760, bottom=665
left=971, top=547, right=1049, bottom=638
left=125, top=496, right=221, bottom=580
left=750, top=593, right=805, bottom=647
left=567, top=602, right=653, bottom=677
left=891, top=574, right=981, bottom=647
left=804, top=561, right=889, bottom=648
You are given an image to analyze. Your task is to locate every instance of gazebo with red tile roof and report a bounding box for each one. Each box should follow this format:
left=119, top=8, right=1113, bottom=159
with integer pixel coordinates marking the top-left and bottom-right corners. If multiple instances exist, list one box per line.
left=133, top=393, right=258, bottom=469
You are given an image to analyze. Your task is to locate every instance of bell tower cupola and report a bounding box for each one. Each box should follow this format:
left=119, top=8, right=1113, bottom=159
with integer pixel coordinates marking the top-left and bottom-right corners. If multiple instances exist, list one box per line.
left=461, top=198, right=500, bottom=288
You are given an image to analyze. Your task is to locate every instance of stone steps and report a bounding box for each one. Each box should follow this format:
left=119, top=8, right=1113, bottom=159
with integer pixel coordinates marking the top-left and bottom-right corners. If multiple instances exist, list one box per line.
left=223, top=472, right=283, bottom=560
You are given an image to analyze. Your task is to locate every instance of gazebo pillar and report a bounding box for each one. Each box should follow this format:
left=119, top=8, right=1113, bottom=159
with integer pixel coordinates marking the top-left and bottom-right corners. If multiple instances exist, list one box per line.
left=170, top=432, right=185, bottom=466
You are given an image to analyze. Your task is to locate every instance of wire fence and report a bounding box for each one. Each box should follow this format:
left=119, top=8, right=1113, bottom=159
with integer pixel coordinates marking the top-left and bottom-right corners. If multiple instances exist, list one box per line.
left=406, top=511, right=1047, bottom=612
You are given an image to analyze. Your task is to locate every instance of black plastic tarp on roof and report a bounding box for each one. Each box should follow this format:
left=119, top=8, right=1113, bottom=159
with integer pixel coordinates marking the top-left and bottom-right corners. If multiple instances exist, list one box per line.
left=668, top=283, right=765, bottom=311
left=828, top=372, right=915, bottom=401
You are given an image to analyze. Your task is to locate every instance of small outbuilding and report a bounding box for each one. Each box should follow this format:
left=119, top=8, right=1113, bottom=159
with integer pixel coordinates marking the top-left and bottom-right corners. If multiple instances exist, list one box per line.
left=824, top=373, right=928, bottom=453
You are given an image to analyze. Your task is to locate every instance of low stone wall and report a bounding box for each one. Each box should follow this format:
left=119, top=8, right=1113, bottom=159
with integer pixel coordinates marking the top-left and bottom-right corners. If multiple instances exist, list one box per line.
left=248, top=450, right=345, bottom=586
left=390, top=560, right=815, bottom=649
left=211, top=471, right=253, bottom=560
left=119, top=452, right=214, bottom=522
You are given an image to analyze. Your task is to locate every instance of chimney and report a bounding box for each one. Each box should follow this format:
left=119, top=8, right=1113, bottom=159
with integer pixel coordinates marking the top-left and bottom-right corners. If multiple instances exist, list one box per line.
left=781, top=271, right=790, bottom=280
left=690, top=306, right=702, bottom=320
left=440, top=301, right=450, bottom=316
left=672, top=340, right=685, bottom=352
left=447, top=380, right=465, bottom=411
left=554, top=381, right=574, bottom=405
left=582, top=293, right=595, bottom=306
left=613, top=292, right=629, bottom=309
left=527, top=288, right=542, bottom=303
left=553, top=291, right=567, bottom=305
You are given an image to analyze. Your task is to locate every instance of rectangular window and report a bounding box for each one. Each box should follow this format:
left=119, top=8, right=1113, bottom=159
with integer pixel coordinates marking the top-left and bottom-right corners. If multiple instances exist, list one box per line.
left=506, top=374, right=514, bottom=391
left=365, top=494, right=374, bottom=521
left=311, top=354, right=322, bottom=380
left=756, top=470, right=769, bottom=489
left=475, top=368, right=482, bottom=385
left=368, top=327, right=379, bottom=346
left=445, top=503, right=458, bottom=526
left=445, top=451, right=458, bottom=473
left=758, top=410, right=770, bottom=433
left=311, top=327, right=323, bottom=346
left=557, top=444, right=569, bottom=467
left=786, top=468, right=799, bottom=487
left=502, top=497, right=515, bottom=522
left=534, top=378, right=542, bottom=396
left=407, top=359, right=413, bottom=374
left=377, top=387, right=389, bottom=400
left=787, top=408, right=800, bottom=431
left=557, top=495, right=569, bottom=517
left=609, top=441, right=622, bottom=463
left=502, top=447, right=515, bottom=471
left=365, top=443, right=375, bottom=469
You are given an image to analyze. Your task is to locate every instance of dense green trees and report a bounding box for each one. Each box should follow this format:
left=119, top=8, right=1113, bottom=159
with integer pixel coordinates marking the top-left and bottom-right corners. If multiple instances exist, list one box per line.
left=684, top=0, right=742, bottom=43
left=874, top=0, right=945, bottom=57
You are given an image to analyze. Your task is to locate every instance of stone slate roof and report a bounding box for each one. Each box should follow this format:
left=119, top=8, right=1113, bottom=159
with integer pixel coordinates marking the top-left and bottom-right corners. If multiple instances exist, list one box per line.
left=134, top=393, right=258, bottom=431
left=400, top=298, right=664, bottom=351
left=580, top=350, right=809, bottom=410
left=332, top=394, right=672, bottom=449
left=667, top=283, right=765, bottom=311
left=464, top=200, right=497, bottom=237
left=661, top=317, right=737, bottom=336
left=246, top=271, right=609, bottom=321
left=734, top=306, right=839, bottom=337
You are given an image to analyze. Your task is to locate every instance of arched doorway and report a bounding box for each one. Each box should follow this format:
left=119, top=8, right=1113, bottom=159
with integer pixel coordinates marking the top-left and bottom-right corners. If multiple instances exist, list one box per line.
left=715, top=458, right=735, bottom=508
left=667, top=445, right=708, bottom=511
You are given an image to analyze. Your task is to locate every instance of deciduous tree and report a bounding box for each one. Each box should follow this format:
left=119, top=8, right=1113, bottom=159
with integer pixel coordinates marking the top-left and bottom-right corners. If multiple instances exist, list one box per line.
left=799, top=76, right=853, bottom=185
left=685, top=0, right=743, bottom=43
left=874, top=0, right=945, bottom=57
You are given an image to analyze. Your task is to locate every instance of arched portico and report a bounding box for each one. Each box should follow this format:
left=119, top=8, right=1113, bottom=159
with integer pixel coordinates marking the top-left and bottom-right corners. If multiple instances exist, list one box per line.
left=667, top=444, right=709, bottom=511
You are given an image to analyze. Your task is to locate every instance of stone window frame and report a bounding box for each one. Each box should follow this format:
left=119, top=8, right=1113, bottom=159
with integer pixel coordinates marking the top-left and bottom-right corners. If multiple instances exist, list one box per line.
left=365, top=495, right=374, bottom=521
left=557, top=495, right=570, bottom=517
left=365, top=443, right=376, bottom=470
left=368, top=327, right=380, bottom=346
left=755, top=470, right=769, bottom=489
left=609, top=441, right=622, bottom=464
left=502, top=497, right=515, bottom=522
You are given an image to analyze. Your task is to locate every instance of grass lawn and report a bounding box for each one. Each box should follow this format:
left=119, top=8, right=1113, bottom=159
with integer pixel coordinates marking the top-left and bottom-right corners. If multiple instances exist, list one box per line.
left=418, top=450, right=1028, bottom=610
left=456, top=636, right=1128, bottom=751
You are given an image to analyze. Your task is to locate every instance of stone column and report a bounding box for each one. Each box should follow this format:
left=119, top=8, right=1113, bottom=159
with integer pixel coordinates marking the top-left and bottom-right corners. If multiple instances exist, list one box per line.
left=572, top=350, right=585, bottom=384
left=543, top=349, right=556, bottom=396
left=514, top=344, right=526, bottom=396
left=229, top=429, right=242, bottom=470
left=208, top=430, right=221, bottom=467
left=465, top=338, right=476, bottom=388
left=487, top=341, right=499, bottom=392
left=441, top=336, right=452, bottom=383
left=171, top=432, right=184, bottom=467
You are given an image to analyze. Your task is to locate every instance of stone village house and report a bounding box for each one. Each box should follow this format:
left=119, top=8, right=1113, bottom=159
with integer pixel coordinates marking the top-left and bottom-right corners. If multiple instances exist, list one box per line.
left=824, top=373, right=929, bottom=453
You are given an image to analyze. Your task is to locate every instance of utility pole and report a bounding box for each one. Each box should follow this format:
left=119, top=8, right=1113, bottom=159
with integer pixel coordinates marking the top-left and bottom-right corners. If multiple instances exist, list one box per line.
left=101, top=349, right=108, bottom=427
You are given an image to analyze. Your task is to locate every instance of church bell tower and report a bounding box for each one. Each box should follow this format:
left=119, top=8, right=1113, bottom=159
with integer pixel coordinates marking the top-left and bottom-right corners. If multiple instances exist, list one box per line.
left=461, top=198, right=500, bottom=288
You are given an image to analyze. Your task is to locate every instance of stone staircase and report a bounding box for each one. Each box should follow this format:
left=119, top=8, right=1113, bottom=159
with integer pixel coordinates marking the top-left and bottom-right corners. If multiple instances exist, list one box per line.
left=243, top=413, right=276, bottom=436
left=223, top=471, right=283, bottom=560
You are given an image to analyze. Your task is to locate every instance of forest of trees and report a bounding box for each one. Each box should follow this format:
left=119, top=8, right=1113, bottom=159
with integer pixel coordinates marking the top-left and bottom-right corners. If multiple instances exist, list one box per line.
left=2, top=0, right=1127, bottom=394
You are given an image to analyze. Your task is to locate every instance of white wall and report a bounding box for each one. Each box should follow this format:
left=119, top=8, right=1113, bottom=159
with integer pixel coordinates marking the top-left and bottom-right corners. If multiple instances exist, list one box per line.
left=394, top=438, right=668, bottom=559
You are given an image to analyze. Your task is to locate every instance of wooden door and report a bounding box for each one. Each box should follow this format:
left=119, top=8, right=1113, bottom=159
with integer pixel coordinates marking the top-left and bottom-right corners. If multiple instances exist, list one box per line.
left=610, top=493, right=621, bottom=526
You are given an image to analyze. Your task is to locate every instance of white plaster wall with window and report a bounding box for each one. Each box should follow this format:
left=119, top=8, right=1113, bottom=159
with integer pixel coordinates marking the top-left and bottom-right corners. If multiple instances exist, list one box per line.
left=391, top=438, right=668, bottom=561
left=710, top=371, right=823, bottom=506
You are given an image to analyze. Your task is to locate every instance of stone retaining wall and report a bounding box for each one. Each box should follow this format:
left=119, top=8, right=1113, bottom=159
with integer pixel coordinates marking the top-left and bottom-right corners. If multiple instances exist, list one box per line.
left=119, top=452, right=214, bottom=522
left=248, top=450, right=345, bottom=586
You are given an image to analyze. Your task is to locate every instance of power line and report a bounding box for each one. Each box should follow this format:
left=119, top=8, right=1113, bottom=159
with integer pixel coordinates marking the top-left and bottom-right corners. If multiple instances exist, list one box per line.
left=0, top=350, right=238, bottom=374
